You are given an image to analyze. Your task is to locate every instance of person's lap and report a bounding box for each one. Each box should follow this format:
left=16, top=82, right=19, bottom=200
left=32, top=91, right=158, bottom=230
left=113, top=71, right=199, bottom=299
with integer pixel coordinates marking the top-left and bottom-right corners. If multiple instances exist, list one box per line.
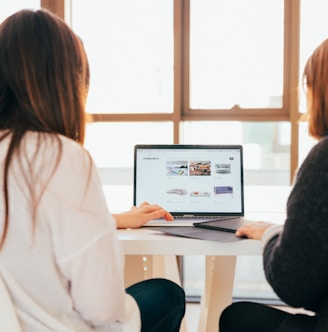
left=126, top=278, right=185, bottom=332
left=219, top=301, right=318, bottom=332
left=219, top=301, right=290, bottom=332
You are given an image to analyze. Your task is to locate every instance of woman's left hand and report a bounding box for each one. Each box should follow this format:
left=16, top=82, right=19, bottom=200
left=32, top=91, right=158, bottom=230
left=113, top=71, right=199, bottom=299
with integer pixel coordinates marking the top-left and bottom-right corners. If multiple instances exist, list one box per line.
left=113, top=201, right=174, bottom=229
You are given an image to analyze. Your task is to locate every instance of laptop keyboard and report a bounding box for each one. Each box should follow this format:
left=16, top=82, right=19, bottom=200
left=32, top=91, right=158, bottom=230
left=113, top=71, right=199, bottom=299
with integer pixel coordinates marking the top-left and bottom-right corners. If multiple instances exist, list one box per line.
left=173, top=215, right=236, bottom=221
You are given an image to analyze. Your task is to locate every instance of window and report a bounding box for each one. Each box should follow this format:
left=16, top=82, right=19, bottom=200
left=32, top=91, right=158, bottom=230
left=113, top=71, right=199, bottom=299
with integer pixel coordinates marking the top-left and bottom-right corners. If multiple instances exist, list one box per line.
left=72, top=0, right=174, bottom=114
left=72, top=0, right=291, bottom=190
left=189, top=0, right=284, bottom=110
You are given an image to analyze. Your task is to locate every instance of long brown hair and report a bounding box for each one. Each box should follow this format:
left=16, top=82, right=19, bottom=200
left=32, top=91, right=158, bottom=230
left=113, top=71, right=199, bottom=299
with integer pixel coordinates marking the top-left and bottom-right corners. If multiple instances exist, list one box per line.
left=0, top=9, right=90, bottom=248
left=303, top=38, right=328, bottom=140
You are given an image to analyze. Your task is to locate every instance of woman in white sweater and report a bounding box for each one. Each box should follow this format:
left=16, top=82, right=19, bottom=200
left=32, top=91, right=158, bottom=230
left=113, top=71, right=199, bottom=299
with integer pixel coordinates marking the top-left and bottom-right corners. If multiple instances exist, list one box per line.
left=0, top=9, right=185, bottom=332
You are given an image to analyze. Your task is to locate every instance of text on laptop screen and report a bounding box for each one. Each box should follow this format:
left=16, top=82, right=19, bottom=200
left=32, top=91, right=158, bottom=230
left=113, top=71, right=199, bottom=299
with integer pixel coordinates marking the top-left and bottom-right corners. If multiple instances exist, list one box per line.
left=134, top=145, right=244, bottom=216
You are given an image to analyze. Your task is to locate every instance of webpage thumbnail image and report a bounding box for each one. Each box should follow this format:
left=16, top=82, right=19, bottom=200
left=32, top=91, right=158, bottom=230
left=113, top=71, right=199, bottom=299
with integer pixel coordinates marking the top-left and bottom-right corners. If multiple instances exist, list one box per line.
left=189, top=161, right=211, bottom=176
left=166, top=160, right=188, bottom=176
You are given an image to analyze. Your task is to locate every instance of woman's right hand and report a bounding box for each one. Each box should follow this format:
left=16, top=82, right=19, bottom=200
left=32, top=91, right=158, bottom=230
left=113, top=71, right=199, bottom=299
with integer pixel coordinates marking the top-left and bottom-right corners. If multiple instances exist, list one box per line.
left=113, top=201, right=173, bottom=229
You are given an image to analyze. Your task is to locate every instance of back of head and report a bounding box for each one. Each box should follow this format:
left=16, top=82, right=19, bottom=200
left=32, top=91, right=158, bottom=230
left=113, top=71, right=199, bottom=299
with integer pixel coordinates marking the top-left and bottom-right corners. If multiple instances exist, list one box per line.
left=303, top=38, right=328, bottom=140
left=0, top=9, right=89, bottom=143
left=0, top=9, right=90, bottom=249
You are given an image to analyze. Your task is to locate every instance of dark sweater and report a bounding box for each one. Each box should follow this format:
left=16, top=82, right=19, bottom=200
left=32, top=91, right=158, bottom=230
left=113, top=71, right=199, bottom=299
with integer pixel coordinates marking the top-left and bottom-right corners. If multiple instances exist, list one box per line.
left=263, top=136, right=328, bottom=331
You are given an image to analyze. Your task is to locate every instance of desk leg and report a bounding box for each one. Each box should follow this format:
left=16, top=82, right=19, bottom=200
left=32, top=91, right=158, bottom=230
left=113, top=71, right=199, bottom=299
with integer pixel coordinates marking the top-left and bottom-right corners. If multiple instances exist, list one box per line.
left=124, top=255, right=187, bottom=332
left=124, top=255, right=183, bottom=287
left=124, top=255, right=146, bottom=287
left=198, top=256, right=237, bottom=332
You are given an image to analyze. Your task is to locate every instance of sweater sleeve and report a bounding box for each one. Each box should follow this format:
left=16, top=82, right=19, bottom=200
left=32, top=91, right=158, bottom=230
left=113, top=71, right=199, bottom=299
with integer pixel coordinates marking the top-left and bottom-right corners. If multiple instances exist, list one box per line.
left=261, top=224, right=283, bottom=252
left=262, top=138, right=328, bottom=312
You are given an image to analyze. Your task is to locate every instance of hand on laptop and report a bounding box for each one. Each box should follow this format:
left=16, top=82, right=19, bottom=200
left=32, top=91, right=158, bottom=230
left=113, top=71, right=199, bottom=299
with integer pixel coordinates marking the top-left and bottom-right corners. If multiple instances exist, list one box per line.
left=235, top=221, right=274, bottom=240
left=113, top=202, right=174, bottom=229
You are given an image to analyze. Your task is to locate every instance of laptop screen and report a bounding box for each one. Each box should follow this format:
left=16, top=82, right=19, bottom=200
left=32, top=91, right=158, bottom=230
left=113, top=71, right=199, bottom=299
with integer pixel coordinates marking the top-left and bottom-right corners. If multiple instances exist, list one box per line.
left=134, top=144, right=244, bottom=216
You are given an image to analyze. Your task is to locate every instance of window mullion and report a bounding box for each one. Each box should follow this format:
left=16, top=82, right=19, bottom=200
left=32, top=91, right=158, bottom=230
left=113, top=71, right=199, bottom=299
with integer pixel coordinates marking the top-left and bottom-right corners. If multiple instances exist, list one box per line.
left=285, top=0, right=301, bottom=183
left=41, top=0, right=65, bottom=19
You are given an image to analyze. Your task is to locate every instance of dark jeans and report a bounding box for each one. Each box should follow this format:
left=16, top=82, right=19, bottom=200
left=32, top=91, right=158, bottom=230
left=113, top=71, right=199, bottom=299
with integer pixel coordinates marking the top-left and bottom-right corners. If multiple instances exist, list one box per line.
left=220, top=301, right=320, bottom=332
left=126, top=278, right=185, bottom=332
left=219, top=301, right=289, bottom=332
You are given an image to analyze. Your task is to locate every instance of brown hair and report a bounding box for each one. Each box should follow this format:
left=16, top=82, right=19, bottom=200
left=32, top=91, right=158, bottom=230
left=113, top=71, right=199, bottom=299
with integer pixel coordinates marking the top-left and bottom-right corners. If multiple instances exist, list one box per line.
left=303, top=38, right=328, bottom=140
left=0, top=9, right=90, bottom=248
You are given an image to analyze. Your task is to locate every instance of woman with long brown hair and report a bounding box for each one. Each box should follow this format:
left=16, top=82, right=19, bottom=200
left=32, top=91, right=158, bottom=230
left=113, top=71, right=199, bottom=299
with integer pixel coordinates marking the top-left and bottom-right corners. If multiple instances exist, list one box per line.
left=0, top=9, right=185, bottom=331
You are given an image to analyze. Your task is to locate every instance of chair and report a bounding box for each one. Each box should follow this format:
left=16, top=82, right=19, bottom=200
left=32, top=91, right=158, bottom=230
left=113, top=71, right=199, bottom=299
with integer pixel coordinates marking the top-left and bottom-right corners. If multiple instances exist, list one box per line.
left=0, top=272, right=22, bottom=332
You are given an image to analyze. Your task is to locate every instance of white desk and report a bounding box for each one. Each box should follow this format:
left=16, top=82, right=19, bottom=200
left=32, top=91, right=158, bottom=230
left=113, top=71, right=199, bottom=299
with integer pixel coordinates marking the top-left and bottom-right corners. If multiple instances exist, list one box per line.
left=106, top=185, right=290, bottom=332
left=118, top=228, right=261, bottom=332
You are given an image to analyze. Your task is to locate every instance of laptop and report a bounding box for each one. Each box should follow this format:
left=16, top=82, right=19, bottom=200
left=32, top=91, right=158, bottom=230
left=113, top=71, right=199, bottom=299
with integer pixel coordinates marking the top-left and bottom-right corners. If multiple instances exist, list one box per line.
left=133, top=144, right=254, bottom=232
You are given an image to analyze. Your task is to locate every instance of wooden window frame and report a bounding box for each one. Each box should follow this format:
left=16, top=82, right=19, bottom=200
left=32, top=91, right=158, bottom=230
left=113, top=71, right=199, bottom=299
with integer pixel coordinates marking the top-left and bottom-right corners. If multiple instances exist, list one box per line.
left=44, top=0, right=302, bottom=183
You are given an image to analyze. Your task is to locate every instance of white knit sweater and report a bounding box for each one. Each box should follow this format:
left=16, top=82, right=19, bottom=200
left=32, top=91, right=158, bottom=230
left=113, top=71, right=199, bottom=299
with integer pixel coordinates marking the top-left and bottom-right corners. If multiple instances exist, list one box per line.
left=0, top=131, right=140, bottom=331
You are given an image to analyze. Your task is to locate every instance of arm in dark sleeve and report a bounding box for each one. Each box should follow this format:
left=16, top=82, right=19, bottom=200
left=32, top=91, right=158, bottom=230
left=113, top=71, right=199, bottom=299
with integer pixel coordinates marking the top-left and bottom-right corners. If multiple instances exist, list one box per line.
left=263, top=138, right=328, bottom=312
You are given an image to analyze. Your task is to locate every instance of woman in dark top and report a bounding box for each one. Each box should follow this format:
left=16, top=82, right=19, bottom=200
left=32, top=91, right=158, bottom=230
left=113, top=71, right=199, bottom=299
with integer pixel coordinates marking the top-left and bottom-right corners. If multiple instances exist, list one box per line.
left=219, top=38, right=328, bottom=332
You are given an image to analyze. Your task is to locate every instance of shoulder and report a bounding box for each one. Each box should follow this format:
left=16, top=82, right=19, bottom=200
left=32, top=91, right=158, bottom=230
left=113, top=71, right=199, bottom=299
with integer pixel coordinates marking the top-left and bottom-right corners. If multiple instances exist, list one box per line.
left=57, top=134, right=92, bottom=167
left=22, top=131, right=88, bottom=156
left=305, top=136, right=328, bottom=160
left=288, top=136, right=328, bottom=215
left=27, top=131, right=92, bottom=170
left=50, top=134, right=96, bottom=183
left=20, top=131, right=96, bottom=188
left=296, top=137, right=328, bottom=178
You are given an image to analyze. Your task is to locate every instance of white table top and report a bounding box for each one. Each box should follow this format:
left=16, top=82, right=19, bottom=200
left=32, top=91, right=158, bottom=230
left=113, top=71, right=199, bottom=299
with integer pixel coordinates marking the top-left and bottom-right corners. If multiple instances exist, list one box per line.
left=117, top=228, right=261, bottom=256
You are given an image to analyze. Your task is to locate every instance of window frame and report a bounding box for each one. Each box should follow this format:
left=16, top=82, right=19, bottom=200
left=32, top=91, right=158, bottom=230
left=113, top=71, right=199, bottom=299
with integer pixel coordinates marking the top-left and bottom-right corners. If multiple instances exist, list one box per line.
left=43, top=0, right=302, bottom=183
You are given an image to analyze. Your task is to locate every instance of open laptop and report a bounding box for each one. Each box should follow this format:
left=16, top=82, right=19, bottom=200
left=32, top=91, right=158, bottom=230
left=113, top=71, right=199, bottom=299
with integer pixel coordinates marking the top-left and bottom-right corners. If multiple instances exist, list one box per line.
left=133, top=144, right=254, bottom=231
